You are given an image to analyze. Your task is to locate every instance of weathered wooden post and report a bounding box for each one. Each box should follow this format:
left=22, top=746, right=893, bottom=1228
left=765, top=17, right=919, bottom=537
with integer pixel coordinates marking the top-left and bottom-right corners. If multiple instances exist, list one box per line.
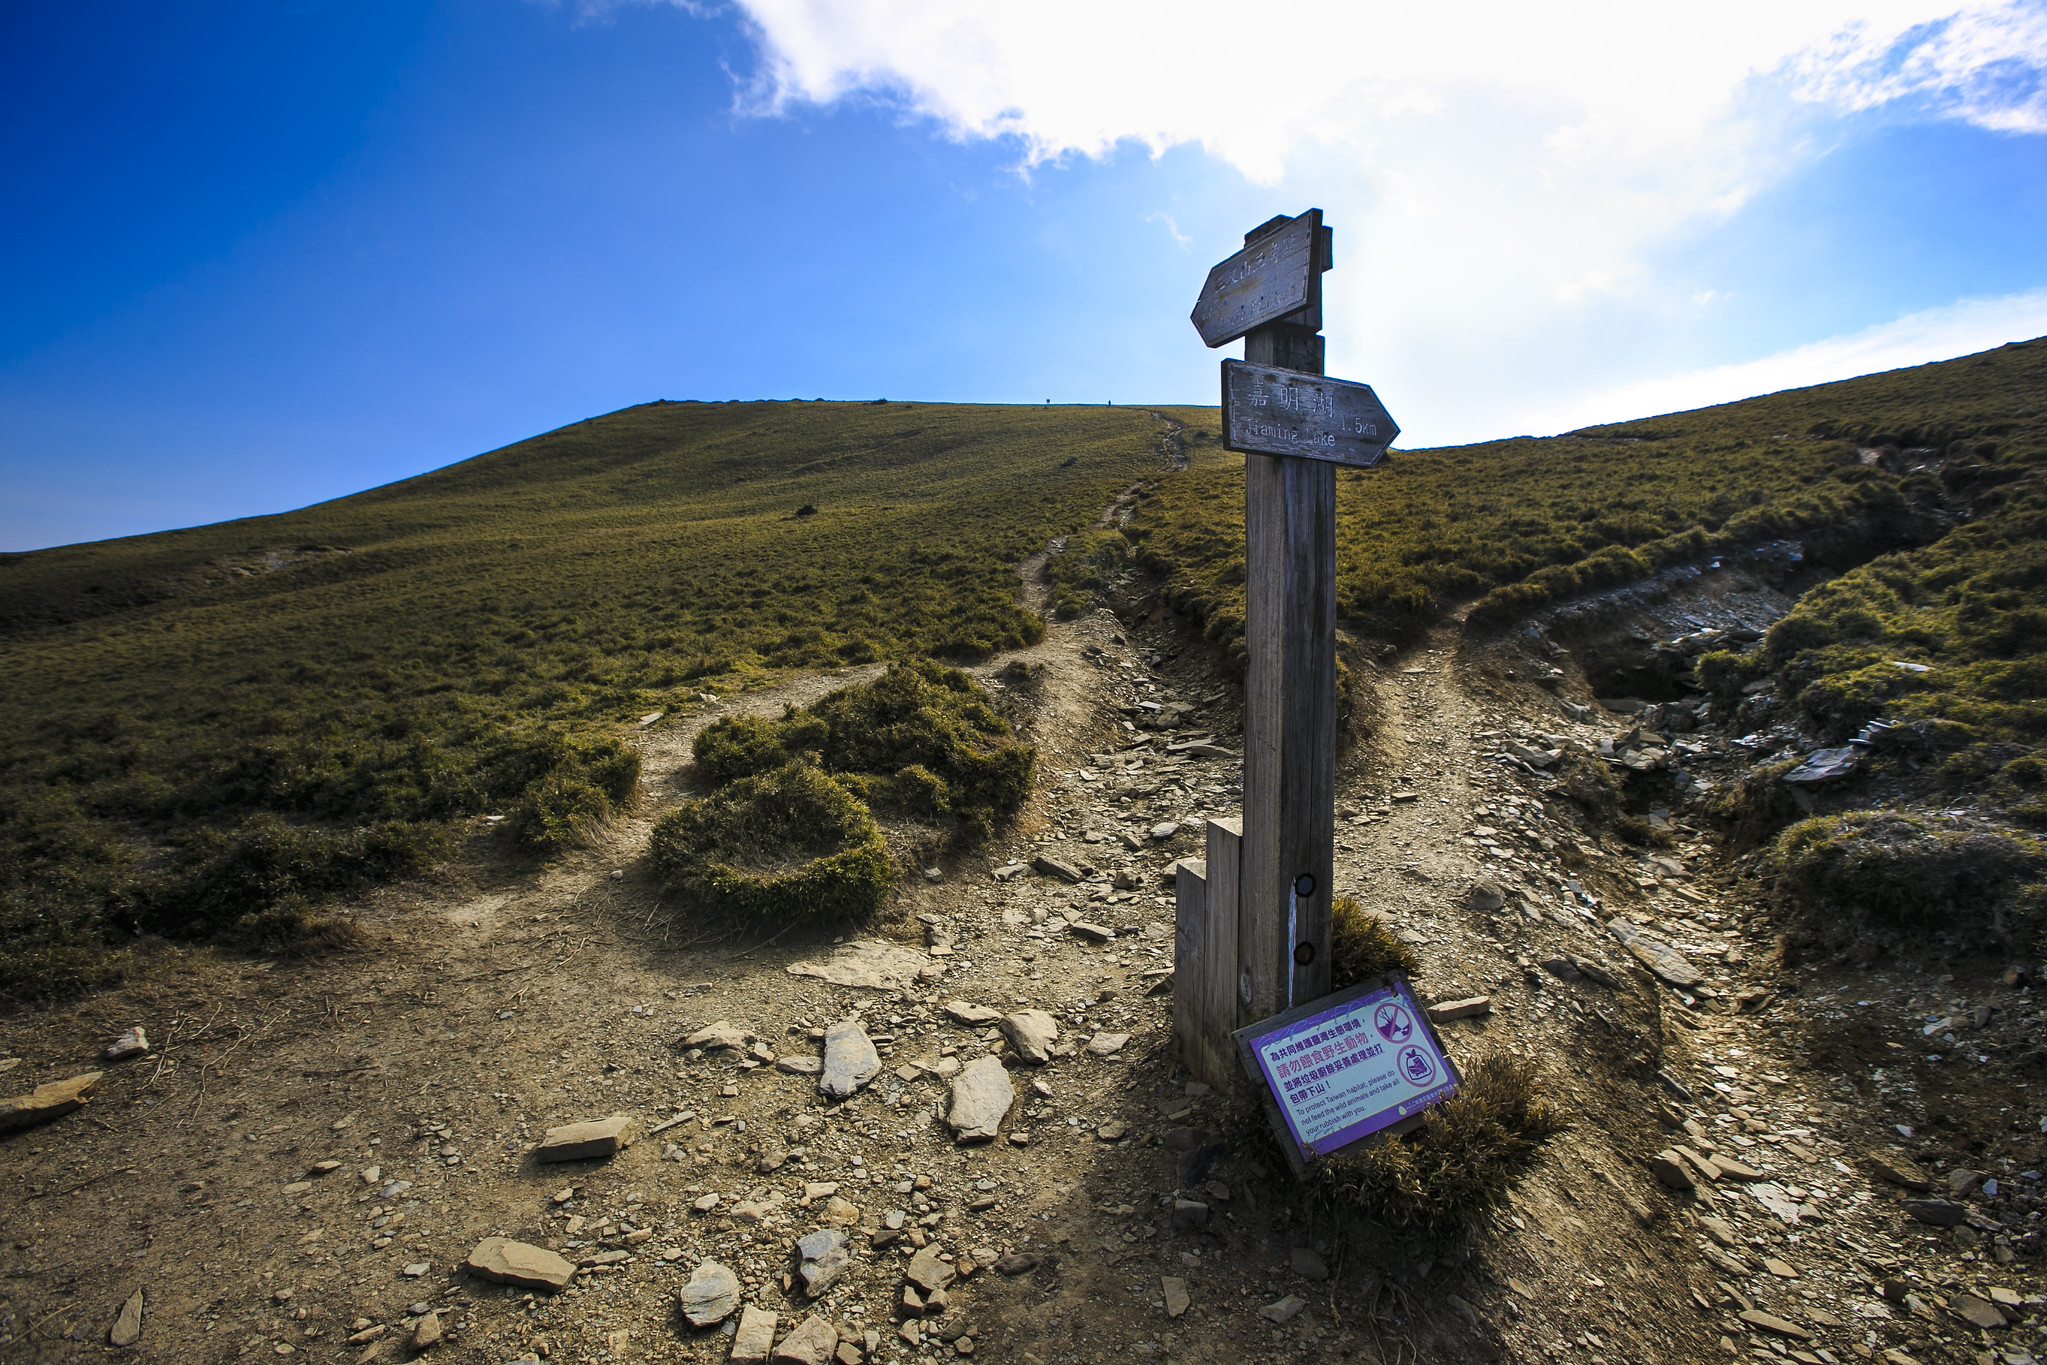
left=1180, top=210, right=1399, bottom=1092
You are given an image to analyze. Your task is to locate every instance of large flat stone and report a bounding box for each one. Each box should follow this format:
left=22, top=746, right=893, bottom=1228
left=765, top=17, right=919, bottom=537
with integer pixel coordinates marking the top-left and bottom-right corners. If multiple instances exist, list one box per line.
left=771, top=1313, right=841, bottom=1364
left=999, top=1011, right=1059, bottom=1065
left=1902, top=1199, right=1967, bottom=1227
left=535, top=1115, right=635, bottom=1162
left=906, top=1245, right=955, bottom=1295
left=796, top=1229, right=853, bottom=1298
left=786, top=940, right=935, bottom=991
left=730, top=1306, right=779, bottom=1362
left=819, top=1020, right=880, bottom=1100
left=465, top=1237, right=575, bottom=1291
left=1608, top=919, right=1703, bottom=987
left=678, top=1260, right=741, bottom=1327
left=0, top=1071, right=102, bottom=1134
left=108, top=1289, right=143, bottom=1346
left=681, top=1020, right=752, bottom=1051
left=946, top=1056, right=1013, bottom=1142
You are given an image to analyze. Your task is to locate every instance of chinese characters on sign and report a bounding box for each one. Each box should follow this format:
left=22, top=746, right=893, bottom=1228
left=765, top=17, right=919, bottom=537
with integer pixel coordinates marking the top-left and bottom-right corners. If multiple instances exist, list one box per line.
left=1237, top=976, right=1461, bottom=1166
left=1188, top=210, right=1325, bottom=348
left=1220, top=360, right=1400, bottom=467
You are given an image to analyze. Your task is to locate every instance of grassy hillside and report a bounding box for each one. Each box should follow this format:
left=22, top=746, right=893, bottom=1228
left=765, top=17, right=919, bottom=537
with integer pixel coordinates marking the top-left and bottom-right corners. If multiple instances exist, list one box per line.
left=1130, top=339, right=2046, bottom=665
left=0, top=400, right=1171, bottom=1000
left=6, top=341, right=2043, bottom=1005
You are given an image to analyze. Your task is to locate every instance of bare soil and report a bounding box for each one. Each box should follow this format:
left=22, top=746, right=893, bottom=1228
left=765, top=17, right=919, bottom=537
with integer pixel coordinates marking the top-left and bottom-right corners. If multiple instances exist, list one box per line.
left=3, top=547, right=2042, bottom=1365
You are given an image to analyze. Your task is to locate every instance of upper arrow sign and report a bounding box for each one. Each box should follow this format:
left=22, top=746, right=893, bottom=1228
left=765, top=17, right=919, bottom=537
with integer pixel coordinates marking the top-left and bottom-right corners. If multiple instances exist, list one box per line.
left=1190, top=210, right=1325, bottom=348
left=1221, top=360, right=1399, bottom=467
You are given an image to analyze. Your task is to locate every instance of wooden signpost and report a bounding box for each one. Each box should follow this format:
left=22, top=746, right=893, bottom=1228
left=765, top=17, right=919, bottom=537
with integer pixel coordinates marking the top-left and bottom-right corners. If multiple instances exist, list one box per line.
left=1176, top=212, right=1434, bottom=1156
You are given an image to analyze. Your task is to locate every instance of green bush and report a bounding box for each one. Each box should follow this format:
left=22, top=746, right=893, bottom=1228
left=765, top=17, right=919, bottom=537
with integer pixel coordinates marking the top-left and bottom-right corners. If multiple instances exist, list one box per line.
left=692, top=661, right=1033, bottom=843
left=1768, top=811, right=2045, bottom=934
left=693, top=712, right=826, bottom=786
left=1043, top=528, right=1131, bottom=619
left=1555, top=747, right=1623, bottom=817
left=1696, top=648, right=1768, bottom=703
left=1329, top=894, right=1420, bottom=988
left=233, top=895, right=369, bottom=956
left=650, top=761, right=893, bottom=921
left=1305, top=1053, right=1566, bottom=1241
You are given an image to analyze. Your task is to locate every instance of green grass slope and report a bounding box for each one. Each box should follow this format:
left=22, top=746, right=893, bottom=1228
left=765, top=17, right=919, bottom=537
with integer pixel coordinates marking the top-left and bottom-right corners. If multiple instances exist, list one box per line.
left=0, top=400, right=1170, bottom=1000
left=1131, top=338, right=2046, bottom=665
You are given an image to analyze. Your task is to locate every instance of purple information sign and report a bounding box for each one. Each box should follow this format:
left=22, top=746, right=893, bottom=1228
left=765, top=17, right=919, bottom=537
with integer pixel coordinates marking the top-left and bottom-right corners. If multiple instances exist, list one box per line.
left=1236, top=976, right=1461, bottom=1165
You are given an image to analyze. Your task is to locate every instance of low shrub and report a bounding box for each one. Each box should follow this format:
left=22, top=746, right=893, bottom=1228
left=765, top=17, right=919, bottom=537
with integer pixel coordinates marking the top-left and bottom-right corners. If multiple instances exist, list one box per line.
left=232, top=896, right=369, bottom=956
left=1329, top=895, right=1420, bottom=989
left=1043, top=529, right=1132, bottom=619
left=1305, top=1053, right=1566, bottom=1241
left=1555, top=748, right=1623, bottom=818
left=692, top=661, right=1033, bottom=842
left=1768, top=811, right=2045, bottom=936
left=650, top=761, right=893, bottom=921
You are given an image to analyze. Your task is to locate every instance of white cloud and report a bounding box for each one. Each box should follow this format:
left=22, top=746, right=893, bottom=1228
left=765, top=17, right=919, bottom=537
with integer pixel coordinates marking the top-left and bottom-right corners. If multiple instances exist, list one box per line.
left=1517, top=287, right=2047, bottom=434
left=723, top=2, right=2047, bottom=174
left=635, top=1, right=2047, bottom=440
left=705, top=3, right=2045, bottom=377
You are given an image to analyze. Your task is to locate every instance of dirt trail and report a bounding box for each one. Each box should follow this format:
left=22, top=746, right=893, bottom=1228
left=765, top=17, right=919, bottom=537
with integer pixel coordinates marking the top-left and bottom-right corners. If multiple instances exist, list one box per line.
left=3, top=563, right=2038, bottom=1365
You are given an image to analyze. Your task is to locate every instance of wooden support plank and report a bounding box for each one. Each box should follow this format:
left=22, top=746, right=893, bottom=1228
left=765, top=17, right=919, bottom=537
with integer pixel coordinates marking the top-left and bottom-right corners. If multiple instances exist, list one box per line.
left=1197, top=818, right=1242, bottom=1090
left=1172, top=857, right=1208, bottom=1078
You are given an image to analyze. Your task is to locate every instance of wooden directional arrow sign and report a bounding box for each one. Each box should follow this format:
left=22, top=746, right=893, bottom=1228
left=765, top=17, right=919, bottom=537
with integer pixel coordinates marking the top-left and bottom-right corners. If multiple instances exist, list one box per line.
left=1221, top=359, right=1399, bottom=467
left=1190, top=210, right=1325, bottom=348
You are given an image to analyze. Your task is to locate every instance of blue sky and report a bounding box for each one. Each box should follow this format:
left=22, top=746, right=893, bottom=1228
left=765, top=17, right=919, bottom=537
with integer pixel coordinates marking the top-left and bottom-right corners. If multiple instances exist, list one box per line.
left=4, top=0, right=2046, bottom=550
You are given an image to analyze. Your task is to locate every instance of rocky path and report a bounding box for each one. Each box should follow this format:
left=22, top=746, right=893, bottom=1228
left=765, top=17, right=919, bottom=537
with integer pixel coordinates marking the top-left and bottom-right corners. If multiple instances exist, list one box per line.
left=2, top=586, right=2042, bottom=1365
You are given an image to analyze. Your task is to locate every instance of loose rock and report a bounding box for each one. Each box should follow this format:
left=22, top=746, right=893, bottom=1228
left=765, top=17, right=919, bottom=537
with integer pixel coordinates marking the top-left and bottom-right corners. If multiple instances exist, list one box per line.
left=906, top=1245, right=956, bottom=1295
left=681, top=1021, right=753, bottom=1052
left=0, top=1071, right=103, bottom=1135
left=408, top=1311, right=442, bottom=1351
left=535, top=1116, right=636, bottom=1163
left=680, top=1260, right=741, bottom=1327
left=1259, top=1295, right=1308, bottom=1325
left=819, top=1019, right=881, bottom=1100
left=993, top=1253, right=1039, bottom=1275
left=465, top=1237, right=575, bottom=1291
left=1161, top=1276, right=1190, bottom=1319
left=1083, top=1031, right=1129, bottom=1058
left=796, top=1229, right=853, bottom=1297
left=1867, top=1151, right=1933, bottom=1191
left=1032, top=855, right=1084, bottom=883
left=105, top=1028, right=149, bottom=1062
left=1902, top=1199, right=1967, bottom=1227
left=1648, top=1149, right=1698, bottom=1190
left=1290, top=1246, right=1328, bottom=1280
left=730, top=1307, right=779, bottom=1363
left=771, top=1314, right=840, bottom=1364
left=1426, top=996, right=1491, bottom=1022
left=943, top=1001, right=1003, bottom=1026
left=109, top=1289, right=143, bottom=1347
left=1737, top=1309, right=1810, bottom=1340
left=1949, top=1293, right=2006, bottom=1330
left=947, top=1056, right=1014, bottom=1142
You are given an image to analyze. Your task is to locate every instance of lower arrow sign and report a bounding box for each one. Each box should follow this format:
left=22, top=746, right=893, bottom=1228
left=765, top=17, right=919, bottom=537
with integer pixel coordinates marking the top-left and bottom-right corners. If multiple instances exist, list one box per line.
left=1221, top=360, right=1398, bottom=467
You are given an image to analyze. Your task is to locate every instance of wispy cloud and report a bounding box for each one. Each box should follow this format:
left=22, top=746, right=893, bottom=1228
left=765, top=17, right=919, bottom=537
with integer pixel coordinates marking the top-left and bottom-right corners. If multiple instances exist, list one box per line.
left=700, top=3, right=2046, bottom=409
left=1518, top=287, right=2047, bottom=434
